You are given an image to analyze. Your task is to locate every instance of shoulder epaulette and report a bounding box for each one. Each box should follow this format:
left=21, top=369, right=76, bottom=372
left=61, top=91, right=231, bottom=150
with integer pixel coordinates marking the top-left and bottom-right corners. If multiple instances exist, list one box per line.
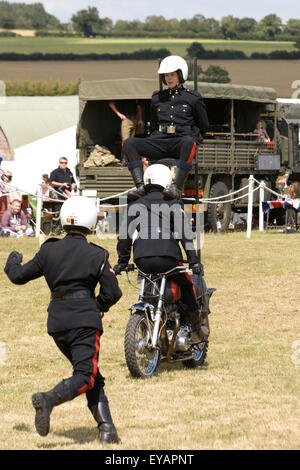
left=186, top=89, right=202, bottom=98
left=152, top=90, right=160, bottom=97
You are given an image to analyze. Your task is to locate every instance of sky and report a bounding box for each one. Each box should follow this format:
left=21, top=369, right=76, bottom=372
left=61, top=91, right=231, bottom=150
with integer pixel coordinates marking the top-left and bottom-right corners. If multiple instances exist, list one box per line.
left=5, top=0, right=300, bottom=24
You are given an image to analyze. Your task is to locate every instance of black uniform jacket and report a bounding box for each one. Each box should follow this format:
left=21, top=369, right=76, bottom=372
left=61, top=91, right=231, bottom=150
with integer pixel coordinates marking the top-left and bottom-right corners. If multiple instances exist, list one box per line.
left=117, top=191, right=199, bottom=266
left=4, top=233, right=122, bottom=334
left=150, top=86, right=209, bottom=141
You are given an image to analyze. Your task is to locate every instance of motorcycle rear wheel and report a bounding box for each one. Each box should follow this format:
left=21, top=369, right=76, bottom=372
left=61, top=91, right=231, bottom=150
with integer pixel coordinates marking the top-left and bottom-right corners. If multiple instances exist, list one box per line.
left=124, top=313, right=161, bottom=379
left=183, top=340, right=208, bottom=368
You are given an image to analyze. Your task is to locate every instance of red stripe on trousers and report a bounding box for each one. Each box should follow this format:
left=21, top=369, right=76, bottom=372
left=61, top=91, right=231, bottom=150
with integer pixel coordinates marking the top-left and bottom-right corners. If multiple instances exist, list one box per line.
left=187, top=142, right=197, bottom=164
left=178, top=261, right=197, bottom=301
left=77, top=329, right=100, bottom=396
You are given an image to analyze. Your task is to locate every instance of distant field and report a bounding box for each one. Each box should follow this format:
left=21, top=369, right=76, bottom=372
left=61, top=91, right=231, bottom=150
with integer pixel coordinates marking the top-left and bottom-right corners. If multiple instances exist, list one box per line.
left=0, top=37, right=295, bottom=56
left=0, top=59, right=299, bottom=97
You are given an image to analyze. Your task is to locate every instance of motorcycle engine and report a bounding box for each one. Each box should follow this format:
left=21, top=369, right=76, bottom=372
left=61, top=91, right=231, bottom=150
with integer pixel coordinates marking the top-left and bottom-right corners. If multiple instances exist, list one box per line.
left=167, top=325, right=191, bottom=352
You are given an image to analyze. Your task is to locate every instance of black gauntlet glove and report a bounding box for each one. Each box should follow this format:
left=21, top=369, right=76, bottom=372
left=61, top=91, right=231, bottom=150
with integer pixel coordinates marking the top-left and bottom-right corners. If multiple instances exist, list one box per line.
left=189, top=262, right=203, bottom=276
left=113, top=263, right=127, bottom=275
left=7, top=251, right=23, bottom=265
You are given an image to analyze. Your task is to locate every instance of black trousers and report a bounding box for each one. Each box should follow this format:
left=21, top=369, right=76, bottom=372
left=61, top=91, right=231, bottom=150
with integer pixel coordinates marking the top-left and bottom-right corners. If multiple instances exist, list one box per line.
left=51, top=327, right=107, bottom=409
left=123, top=133, right=197, bottom=171
left=135, top=256, right=198, bottom=313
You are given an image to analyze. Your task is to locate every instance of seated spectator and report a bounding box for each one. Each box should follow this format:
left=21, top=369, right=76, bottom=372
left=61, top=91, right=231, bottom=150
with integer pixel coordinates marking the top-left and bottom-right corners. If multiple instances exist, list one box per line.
left=253, top=120, right=270, bottom=143
left=0, top=170, right=23, bottom=205
left=40, top=174, right=58, bottom=200
left=49, top=157, right=77, bottom=195
left=1, top=199, right=34, bottom=238
left=0, top=170, right=13, bottom=195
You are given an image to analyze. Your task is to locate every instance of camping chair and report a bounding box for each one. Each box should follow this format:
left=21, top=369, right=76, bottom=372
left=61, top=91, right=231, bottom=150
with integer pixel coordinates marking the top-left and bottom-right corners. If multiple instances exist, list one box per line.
left=28, top=195, right=62, bottom=236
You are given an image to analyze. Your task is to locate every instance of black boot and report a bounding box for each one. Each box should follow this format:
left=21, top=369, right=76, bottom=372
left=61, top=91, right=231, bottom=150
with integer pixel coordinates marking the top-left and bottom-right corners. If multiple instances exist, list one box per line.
left=163, top=167, right=189, bottom=199
left=189, top=319, right=202, bottom=344
left=32, top=378, right=75, bottom=437
left=90, top=401, right=120, bottom=444
left=128, top=166, right=145, bottom=200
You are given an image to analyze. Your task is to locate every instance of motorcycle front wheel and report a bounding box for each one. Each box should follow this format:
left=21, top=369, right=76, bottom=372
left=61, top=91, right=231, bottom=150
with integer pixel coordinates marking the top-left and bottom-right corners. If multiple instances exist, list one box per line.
left=124, top=313, right=160, bottom=379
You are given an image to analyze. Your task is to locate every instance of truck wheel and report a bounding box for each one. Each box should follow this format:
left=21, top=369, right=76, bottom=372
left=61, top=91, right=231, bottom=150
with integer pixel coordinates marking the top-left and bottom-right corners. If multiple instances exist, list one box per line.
left=207, top=181, right=231, bottom=232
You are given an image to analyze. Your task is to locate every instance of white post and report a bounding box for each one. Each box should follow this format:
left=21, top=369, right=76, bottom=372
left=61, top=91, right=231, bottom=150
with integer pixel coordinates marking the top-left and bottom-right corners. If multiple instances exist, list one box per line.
left=35, top=184, right=42, bottom=238
left=259, top=181, right=265, bottom=232
left=247, top=175, right=254, bottom=239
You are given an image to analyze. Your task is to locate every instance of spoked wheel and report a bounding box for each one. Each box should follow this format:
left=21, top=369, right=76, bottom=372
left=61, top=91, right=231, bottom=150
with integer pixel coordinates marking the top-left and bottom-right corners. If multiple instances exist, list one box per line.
left=183, top=340, right=208, bottom=369
left=41, top=220, right=53, bottom=235
left=124, top=313, right=160, bottom=379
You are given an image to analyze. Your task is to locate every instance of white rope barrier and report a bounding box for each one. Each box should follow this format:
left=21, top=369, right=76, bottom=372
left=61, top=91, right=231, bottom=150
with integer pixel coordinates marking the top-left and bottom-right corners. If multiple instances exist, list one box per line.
left=199, top=183, right=250, bottom=201
left=182, top=185, right=259, bottom=205
left=1, top=174, right=294, bottom=240
left=2, top=182, right=66, bottom=203
left=99, top=188, right=134, bottom=202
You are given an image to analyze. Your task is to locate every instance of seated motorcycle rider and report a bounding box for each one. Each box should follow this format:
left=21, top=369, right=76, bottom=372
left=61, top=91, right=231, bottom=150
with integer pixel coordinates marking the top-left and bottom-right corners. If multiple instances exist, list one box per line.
left=114, top=163, right=205, bottom=344
left=123, top=55, right=209, bottom=200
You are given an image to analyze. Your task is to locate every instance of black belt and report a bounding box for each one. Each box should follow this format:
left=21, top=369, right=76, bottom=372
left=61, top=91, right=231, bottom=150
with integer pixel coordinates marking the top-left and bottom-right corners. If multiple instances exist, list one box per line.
left=51, top=289, right=94, bottom=301
left=158, top=125, right=192, bottom=134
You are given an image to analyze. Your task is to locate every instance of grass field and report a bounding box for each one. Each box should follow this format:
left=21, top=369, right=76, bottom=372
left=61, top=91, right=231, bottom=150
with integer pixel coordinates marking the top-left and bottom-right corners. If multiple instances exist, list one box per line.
left=0, top=37, right=295, bottom=57
left=0, top=231, right=299, bottom=450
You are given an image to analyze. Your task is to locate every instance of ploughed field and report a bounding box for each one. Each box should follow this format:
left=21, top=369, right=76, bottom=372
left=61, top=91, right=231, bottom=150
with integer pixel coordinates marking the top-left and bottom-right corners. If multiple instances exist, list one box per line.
left=0, top=59, right=298, bottom=97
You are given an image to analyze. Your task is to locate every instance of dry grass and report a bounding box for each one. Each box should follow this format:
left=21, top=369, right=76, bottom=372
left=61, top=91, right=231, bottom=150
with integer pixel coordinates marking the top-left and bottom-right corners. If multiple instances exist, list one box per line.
left=0, top=231, right=299, bottom=450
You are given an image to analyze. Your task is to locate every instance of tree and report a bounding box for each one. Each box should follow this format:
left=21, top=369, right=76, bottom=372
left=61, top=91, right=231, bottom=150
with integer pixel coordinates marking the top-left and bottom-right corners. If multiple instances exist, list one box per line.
left=294, top=37, right=300, bottom=49
left=186, top=42, right=206, bottom=58
left=202, top=18, right=221, bottom=36
left=201, top=65, right=231, bottom=83
left=0, top=1, right=60, bottom=30
left=220, top=15, right=238, bottom=39
left=144, top=16, right=168, bottom=32
left=236, top=17, right=257, bottom=34
left=71, top=7, right=101, bottom=37
left=258, top=14, right=282, bottom=39
left=284, top=19, right=300, bottom=37
left=188, top=63, right=231, bottom=83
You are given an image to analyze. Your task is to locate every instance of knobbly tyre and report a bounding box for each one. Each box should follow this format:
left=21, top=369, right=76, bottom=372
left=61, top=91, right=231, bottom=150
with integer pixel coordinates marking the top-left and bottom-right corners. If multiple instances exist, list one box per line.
left=120, top=264, right=215, bottom=379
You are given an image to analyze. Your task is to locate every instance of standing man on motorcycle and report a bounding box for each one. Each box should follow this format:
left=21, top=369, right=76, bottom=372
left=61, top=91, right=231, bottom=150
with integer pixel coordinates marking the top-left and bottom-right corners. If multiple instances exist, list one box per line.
left=114, top=164, right=205, bottom=344
left=4, top=196, right=122, bottom=444
left=123, top=55, right=209, bottom=199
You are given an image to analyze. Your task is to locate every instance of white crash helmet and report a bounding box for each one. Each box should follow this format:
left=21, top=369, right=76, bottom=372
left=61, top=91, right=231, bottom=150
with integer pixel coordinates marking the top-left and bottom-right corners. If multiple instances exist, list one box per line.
left=60, top=196, right=97, bottom=233
left=158, top=55, right=189, bottom=85
left=144, top=164, right=173, bottom=190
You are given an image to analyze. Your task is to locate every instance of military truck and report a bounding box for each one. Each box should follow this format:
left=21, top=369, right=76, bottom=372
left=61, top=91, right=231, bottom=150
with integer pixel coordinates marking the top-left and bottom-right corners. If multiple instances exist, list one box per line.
left=77, top=78, right=300, bottom=231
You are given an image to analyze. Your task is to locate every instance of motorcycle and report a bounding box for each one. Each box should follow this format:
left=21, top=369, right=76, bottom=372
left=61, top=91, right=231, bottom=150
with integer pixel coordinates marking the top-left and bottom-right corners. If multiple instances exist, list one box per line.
left=121, top=264, right=216, bottom=379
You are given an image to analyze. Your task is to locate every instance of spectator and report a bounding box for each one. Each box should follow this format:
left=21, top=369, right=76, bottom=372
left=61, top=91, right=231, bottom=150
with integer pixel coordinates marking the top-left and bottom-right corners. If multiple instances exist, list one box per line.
left=1, top=199, right=34, bottom=237
left=253, top=120, right=270, bottom=143
left=0, top=170, right=13, bottom=195
left=0, top=170, right=23, bottom=205
left=0, top=170, right=21, bottom=206
left=49, top=157, right=77, bottom=195
left=40, top=174, right=58, bottom=200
